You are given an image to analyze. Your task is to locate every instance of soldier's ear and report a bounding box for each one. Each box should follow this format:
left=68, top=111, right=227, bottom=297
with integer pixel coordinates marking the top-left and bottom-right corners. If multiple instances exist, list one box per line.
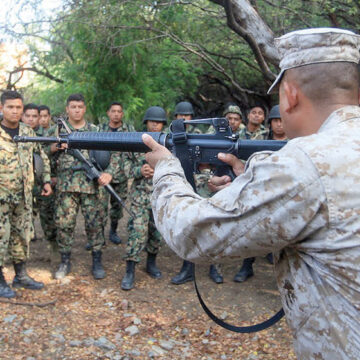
left=281, top=80, right=299, bottom=115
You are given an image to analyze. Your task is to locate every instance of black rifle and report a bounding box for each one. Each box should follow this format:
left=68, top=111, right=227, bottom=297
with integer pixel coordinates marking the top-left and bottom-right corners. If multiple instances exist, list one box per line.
left=50, top=117, right=134, bottom=218
left=15, top=118, right=286, bottom=333
left=15, top=118, right=285, bottom=185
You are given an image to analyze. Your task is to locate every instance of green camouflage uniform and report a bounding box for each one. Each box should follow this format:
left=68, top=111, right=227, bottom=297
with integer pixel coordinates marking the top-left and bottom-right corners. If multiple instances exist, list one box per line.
left=36, top=126, right=57, bottom=244
left=238, top=124, right=269, bottom=140
left=123, top=152, right=162, bottom=262
left=46, top=121, right=105, bottom=253
left=98, top=122, right=135, bottom=227
left=0, top=122, right=51, bottom=266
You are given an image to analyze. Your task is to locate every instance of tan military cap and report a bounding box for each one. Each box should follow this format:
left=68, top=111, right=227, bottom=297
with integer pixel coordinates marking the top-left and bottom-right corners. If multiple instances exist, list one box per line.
left=268, top=28, right=360, bottom=94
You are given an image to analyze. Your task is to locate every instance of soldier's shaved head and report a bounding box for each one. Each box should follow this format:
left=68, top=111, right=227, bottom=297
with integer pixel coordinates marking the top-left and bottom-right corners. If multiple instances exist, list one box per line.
left=286, top=62, right=359, bottom=105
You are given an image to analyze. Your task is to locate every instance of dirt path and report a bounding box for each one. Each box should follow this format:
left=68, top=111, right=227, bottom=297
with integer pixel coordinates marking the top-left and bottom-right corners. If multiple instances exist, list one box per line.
left=0, top=212, right=296, bottom=360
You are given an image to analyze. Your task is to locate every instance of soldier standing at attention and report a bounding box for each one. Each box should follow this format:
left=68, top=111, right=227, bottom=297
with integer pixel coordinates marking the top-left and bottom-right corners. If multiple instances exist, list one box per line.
left=120, top=106, right=166, bottom=291
left=0, top=90, right=52, bottom=298
left=223, top=103, right=245, bottom=135
left=38, top=105, right=52, bottom=134
left=47, top=93, right=112, bottom=280
left=170, top=101, right=223, bottom=284
left=144, top=28, right=360, bottom=359
left=268, top=105, right=287, bottom=141
left=36, top=105, right=57, bottom=251
left=22, top=103, right=42, bottom=136
left=98, top=102, right=135, bottom=246
left=238, top=104, right=268, bottom=140
left=233, top=103, right=270, bottom=283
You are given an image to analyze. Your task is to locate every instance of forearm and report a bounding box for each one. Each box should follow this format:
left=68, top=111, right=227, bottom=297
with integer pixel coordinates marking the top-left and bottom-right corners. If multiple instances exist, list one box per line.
left=152, top=151, right=326, bottom=263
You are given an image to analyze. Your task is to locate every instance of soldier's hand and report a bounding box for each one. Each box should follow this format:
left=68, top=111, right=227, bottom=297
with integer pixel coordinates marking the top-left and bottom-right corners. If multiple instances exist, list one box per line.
left=142, top=134, right=172, bottom=169
left=51, top=143, right=67, bottom=153
left=51, top=177, right=57, bottom=187
left=98, top=172, right=112, bottom=186
left=208, top=153, right=245, bottom=192
left=141, top=164, right=154, bottom=178
left=217, top=153, right=245, bottom=176
left=41, top=183, right=53, bottom=196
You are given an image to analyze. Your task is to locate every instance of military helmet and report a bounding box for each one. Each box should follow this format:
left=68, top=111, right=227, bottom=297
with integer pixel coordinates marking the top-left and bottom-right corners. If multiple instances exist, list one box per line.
left=89, top=150, right=111, bottom=170
left=223, top=104, right=243, bottom=118
left=268, top=105, right=281, bottom=120
left=174, top=101, right=194, bottom=116
left=143, top=106, right=167, bottom=124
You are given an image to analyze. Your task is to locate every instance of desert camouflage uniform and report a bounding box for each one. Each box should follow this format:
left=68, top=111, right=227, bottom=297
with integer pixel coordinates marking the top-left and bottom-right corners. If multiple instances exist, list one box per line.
left=46, top=121, right=105, bottom=253
left=238, top=124, right=269, bottom=140
left=0, top=122, right=50, bottom=266
left=152, top=106, right=360, bottom=360
left=98, top=122, right=135, bottom=227
left=123, top=152, right=162, bottom=262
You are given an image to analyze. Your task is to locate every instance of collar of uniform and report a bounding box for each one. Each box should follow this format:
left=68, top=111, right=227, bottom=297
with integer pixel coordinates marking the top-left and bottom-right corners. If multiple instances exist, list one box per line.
left=318, top=105, right=360, bottom=133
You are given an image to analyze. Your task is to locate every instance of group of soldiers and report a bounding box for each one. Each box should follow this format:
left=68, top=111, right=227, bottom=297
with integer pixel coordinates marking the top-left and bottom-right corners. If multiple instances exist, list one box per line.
left=0, top=88, right=285, bottom=297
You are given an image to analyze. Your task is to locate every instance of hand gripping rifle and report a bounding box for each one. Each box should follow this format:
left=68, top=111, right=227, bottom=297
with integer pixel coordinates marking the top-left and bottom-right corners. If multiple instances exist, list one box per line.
left=15, top=117, right=286, bottom=332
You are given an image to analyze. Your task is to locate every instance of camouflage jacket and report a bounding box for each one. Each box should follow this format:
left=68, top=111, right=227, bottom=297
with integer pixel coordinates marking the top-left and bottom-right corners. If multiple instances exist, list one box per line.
left=0, top=122, right=51, bottom=205
left=151, top=106, right=360, bottom=359
left=99, top=121, right=135, bottom=184
left=124, top=152, right=152, bottom=201
left=46, top=121, right=100, bottom=194
left=238, top=124, right=269, bottom=140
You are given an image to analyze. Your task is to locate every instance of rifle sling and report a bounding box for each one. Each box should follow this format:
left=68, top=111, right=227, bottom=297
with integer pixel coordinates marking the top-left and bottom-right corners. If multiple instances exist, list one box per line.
left=193, top=268, right=284, bottom=333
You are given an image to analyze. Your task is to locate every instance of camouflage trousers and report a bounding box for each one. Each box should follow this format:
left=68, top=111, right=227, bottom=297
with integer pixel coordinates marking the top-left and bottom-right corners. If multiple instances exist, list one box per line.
left=55, top=191, right=105, bottom=253
left=36, top=192, right=57, bottom=243
left=0, top=199, right=32, bottom=266
left=99, top=181, right=128, bottom=227
left=125, top=192, right=162, bottom=263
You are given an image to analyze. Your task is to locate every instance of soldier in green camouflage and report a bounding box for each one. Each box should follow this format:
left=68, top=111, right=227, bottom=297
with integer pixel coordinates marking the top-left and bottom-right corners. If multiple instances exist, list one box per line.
left=223, top=103, right=245, bottom=135
left=234, top=104, right=269, bottom=283
left=120, top=106, right=166, bottom=291
left=22, top=103, right=43, bottom=242
left=36, top=105, right=57, bottom=249
left=46, top=94, right=113, bottom=280
left=238, top=105, right=269, bottom=140
left=0, top=91, right=52, bottom=298
left=169, top=102, right=223, bottom=285
left=96, top=102, right=135, bottom=247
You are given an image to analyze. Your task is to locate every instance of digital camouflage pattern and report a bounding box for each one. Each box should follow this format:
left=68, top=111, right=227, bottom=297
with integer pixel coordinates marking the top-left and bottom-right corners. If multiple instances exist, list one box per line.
left=0, top=122, right=51, bottom=265
left=46, top=120, right=105, bottom=252
left=123, top=152, right=162, bottom=262
left=151, top=106, right=360, bottom=359
left=238, top=123, right=268, bottom=140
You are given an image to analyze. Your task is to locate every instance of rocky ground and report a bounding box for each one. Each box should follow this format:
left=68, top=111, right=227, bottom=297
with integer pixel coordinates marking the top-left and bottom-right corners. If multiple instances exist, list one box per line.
left=0, top=212, right=296, bottom=360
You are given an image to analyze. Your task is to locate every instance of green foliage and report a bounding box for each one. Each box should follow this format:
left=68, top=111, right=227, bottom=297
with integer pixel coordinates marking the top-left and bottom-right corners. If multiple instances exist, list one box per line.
left=8, top=0, right=360, bottom=120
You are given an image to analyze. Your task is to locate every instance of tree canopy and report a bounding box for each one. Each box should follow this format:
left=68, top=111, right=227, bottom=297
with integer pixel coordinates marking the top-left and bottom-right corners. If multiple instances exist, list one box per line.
left=1, top=0, right=359, bottom=127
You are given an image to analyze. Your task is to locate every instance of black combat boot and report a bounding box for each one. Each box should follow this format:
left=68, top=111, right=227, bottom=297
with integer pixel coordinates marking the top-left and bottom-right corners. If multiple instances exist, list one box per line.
left=109, top=221, right=121, bottom=245
left=12, top=261, right=44, bottom=290
left=121, top=260, right=136, bottom=291
left=54, top=252, right=71, bottom=279
left=209, top=264, right=223, bottom=284
left=0, top=266, right=16, bottom=298
left=171, top=260, right=194, bottom=285
left=91, top=251, right=106, bottom=279
left=146, top=253, right=162, bottom=279
left=233, top=257, right=255, bottom=283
